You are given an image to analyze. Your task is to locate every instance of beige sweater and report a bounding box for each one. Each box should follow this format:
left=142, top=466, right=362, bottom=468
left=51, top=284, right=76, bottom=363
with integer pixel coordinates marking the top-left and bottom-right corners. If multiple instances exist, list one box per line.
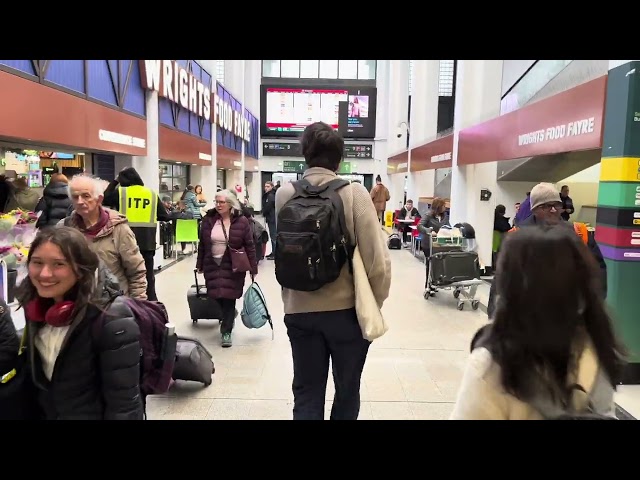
left=275, top=168, right=391, bottom=315
left=449, top=338, right=616, bottom=420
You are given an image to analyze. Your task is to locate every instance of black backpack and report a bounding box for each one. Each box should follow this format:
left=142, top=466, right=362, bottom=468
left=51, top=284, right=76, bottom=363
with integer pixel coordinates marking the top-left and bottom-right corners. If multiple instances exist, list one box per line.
left=387, top=233, right=402, bottom=249
left=275, top=179, right=352, bottom=292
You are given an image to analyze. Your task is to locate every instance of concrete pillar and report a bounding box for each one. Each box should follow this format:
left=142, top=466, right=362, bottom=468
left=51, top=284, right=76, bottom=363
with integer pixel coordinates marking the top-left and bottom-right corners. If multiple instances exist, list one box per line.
left=386, top=60, right=410, bottom=210
left=132, top=90, right=160, bottom=193
left=408, top=60, right=440, bottom=202
left=449, top=60, right=503, bottom=269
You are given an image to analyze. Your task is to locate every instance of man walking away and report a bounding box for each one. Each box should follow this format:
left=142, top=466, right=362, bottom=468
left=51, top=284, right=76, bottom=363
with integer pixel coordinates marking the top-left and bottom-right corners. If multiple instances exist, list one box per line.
left=262, top=181, right=277, bottom=260
left=370, top=175, right=390, bottom=225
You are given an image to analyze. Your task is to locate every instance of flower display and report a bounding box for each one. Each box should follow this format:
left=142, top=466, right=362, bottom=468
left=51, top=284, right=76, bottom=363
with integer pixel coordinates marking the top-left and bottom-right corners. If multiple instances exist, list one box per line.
left=0, top=209, right=40, bottom=271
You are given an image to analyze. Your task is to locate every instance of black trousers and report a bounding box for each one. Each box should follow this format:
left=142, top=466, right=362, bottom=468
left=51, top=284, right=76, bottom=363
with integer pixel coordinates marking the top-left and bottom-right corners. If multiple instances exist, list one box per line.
left=218, top=298, right=237, bottom=335
left=266, top=219, right=276, bottom=256
left=284, top=308, right=370, bottom=420
left=141, top=250, right=157, bottom=301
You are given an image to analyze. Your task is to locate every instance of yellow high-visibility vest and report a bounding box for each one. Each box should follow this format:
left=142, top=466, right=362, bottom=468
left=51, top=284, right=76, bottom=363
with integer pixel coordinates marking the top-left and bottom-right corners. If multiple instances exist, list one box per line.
left=118, top=185, right=157, bottom=228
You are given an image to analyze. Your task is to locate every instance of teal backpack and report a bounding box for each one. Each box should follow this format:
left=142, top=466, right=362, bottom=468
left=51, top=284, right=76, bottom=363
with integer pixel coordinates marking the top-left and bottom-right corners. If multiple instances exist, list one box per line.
left=241, top=279, right=273, bottom=339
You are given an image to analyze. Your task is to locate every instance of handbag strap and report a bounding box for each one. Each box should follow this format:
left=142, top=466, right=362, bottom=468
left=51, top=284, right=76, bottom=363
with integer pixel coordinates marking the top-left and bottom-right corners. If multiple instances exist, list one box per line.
left=219, top=218, right=230, bottom=247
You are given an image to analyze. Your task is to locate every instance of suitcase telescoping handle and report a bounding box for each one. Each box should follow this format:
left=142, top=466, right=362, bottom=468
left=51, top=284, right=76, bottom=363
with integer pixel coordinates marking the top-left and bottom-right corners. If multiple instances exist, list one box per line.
left=193, top=269, right=201, bottom=290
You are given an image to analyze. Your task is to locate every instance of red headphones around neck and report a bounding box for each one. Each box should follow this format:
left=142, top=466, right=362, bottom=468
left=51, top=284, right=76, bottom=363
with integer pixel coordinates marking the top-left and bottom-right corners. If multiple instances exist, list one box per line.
left=25, top=298, right=75, bottom=327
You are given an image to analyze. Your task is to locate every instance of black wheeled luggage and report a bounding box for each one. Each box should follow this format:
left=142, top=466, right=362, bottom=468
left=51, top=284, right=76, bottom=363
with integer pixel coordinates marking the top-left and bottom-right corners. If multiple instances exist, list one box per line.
left=160, top=221, right=174, bottom=259
left=172, top=336, right=215, bottom=386
left=187, top=269, right=223, bottom=324
left=430, top=251, right=480, bottom=286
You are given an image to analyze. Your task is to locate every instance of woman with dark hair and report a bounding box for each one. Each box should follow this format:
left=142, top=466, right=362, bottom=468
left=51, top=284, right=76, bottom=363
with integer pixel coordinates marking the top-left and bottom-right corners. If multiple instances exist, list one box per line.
left=450, top=226, right=626, bottom=420
left=35, top=173, right=71, bottom=229
left=417, top=197, right=450, bottom=290
left=17, top=227, right=144, bottom=420
left=274, top=121, right=391, bottom=420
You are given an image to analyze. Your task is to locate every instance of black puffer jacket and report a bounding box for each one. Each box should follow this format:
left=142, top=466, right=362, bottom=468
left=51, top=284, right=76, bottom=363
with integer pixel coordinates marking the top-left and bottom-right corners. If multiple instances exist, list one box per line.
left=0, top=299, right=19, bottom=378
left=35, top=181, right=71, bottom=229
left=26, top=291, right=144, bottom=420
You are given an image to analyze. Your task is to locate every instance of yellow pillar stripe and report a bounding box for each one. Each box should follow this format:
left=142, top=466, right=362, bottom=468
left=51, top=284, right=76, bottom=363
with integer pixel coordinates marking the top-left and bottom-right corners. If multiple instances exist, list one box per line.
left=600, top=157, right=640, bottom=182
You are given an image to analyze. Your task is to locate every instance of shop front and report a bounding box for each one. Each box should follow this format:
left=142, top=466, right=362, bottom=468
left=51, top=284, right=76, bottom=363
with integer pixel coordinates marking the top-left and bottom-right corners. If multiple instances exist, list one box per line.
left=140, top=60, right=259, bottom=200
left=0, top=60, right=149, bottom=316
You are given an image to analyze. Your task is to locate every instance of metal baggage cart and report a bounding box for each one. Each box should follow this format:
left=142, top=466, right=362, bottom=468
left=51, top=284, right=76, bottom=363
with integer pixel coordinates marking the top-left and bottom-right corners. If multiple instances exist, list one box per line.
left=422, top=229, right=483, bottom=311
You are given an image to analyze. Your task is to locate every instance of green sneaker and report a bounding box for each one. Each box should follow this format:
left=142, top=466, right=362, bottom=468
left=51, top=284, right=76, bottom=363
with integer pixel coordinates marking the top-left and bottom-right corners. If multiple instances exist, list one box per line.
left=221, top=333, right=232, bottom=348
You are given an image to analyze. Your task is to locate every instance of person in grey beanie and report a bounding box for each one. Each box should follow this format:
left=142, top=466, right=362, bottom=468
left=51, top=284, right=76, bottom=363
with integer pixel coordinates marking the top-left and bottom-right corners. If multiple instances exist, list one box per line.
left=487, top=182, right=607, bottom=318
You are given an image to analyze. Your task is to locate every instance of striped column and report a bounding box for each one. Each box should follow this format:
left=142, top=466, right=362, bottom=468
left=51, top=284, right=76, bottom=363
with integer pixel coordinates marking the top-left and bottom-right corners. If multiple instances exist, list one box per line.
left=596, top=60, right=640, bottom=382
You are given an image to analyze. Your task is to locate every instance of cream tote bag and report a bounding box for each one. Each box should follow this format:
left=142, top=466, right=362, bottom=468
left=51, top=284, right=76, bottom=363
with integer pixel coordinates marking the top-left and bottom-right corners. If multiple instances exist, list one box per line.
left=352, top=243, right=388, bottom=341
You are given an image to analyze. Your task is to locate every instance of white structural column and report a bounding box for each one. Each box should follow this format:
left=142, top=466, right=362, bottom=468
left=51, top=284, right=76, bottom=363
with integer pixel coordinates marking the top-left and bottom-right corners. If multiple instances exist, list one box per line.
left=449, top=60, right=503, bottom=269
left=132, top=90, right=160, bottom=193
left=244, top=60, right=262, bottom=207
left=223, top=60, right=246, bottom=193
left=243, top=60, right=261, bottom=114
left=192, top=61, right=218, bottom=198
left=407, top=59, right=440, bottom=201
left=374, top=60, right=390, bottom=180
left=386, top=60, right=411, bottom=211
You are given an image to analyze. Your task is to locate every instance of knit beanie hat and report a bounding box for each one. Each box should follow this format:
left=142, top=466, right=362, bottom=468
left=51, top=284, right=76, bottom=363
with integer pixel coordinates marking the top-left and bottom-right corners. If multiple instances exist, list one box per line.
left=530, top=183, right=560, bottom=210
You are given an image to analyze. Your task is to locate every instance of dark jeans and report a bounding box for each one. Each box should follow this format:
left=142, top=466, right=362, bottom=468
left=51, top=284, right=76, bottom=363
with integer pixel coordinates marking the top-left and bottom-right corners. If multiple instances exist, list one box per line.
left=218, top=298, right=237, bottom=335
left=284, top=308, right=370, bottom=420
left=487, top=279, right=497, bottom=319
left=266, top=219, right=276, bottom=255
left=142, top=250, right=157, bottom=301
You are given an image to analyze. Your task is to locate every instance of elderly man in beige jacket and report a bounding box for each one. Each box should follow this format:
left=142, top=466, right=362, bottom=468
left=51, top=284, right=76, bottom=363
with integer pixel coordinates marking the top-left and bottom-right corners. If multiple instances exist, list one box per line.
left=275, top=121, right=391, bottom=421
left=59, top=174, right=147, bottom=299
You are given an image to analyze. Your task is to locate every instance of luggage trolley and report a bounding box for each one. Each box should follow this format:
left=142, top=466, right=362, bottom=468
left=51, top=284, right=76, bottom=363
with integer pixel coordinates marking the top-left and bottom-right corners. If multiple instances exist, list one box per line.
left=423, top=225, right=483, bottom=311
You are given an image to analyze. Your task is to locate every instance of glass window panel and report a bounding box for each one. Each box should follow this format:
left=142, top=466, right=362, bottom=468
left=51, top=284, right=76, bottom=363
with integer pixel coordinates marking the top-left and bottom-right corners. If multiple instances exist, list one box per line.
left=319, top=60, right=338, bottom=79
left=281, top=60, right=300, bottom=78
left=439, top=60, right=455, bottom=96
left=300, top=60, right=319, bottom=78
left=358, top=60, right=377, bottom=79
left=262, top=60, right=280, bottom=77
left=338, top=60, right=357, bottom=79
left=172, top=164, right=186, bottom=177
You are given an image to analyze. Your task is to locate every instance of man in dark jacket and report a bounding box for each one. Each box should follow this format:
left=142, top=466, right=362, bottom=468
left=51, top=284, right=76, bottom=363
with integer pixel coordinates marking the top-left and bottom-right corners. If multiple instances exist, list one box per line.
left=487, top=182, right=607, bottom=318
left=102, top=168, right=170, bottom=301
left=262, top=181, right=277, bottom=260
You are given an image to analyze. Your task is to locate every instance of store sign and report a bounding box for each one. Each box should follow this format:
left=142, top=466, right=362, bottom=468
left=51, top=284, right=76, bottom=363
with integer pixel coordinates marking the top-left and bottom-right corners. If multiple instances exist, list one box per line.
left=431, top=152, right=452, bottom=163
left=140, top=60, right=250, bottom=142
left=518, top=117, right=595, bottom=146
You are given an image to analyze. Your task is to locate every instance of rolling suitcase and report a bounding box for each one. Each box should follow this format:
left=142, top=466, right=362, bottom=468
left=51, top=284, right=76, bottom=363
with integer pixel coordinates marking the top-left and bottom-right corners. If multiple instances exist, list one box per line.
left=187, top=269, right=223, bottom=324
left=172, top=336, right=215, bottom=386
left=430, top=251, right=480, bottom=286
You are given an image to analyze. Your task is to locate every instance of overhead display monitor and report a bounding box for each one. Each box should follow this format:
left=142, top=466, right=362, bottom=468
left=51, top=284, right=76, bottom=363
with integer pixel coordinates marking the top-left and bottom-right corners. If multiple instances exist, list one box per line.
left=260, top=85, right=377, bottom=139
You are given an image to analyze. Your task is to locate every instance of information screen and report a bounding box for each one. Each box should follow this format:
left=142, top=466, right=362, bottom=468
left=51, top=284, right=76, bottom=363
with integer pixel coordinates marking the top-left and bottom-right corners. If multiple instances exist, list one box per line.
left=261, top=85, right=377, bottom=139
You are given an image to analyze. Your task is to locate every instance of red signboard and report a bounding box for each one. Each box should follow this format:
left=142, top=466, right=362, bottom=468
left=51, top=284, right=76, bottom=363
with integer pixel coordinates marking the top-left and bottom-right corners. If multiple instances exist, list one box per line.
left=457, top=75, right=607, bottom=166
left=387, top=150, right=409, bottom=175
left=410, top=134, right=454, bottom=171
left=0, top=70, right=147, bottom=156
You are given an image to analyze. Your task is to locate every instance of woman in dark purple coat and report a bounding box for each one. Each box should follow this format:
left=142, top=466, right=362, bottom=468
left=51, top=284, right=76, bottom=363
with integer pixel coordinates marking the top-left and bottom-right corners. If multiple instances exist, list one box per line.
left=196, top=189, right=258, bottom=347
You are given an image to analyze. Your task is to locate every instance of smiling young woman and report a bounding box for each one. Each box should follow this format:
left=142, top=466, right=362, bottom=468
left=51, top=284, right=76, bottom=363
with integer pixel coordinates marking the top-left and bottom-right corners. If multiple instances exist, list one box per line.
left=16, top=227, right=145, bottom=420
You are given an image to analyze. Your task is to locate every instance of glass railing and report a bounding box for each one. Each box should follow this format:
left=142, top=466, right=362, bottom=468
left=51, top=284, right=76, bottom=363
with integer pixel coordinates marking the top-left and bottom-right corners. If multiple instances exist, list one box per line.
left=500, top=60, right=573, bottom=114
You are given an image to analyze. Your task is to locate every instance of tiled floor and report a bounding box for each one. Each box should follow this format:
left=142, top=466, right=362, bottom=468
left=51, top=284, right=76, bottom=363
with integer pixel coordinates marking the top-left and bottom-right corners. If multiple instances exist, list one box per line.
left=149, top=236, right=489, bottom=420
left=145, top=226, right=639, bottom=420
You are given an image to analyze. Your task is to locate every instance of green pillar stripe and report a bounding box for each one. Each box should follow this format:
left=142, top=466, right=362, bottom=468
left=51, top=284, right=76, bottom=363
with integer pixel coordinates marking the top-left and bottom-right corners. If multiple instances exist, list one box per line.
left=606, top=259, right=640, bottom=362
left=602, top=61, right=640, bottom=159
left=598, top=181, right=640, bottom=208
